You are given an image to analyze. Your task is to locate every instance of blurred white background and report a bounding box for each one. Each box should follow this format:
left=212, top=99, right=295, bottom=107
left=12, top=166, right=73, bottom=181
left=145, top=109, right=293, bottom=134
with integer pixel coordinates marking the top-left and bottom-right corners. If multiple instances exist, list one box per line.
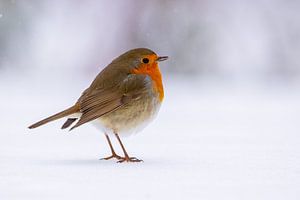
left=1, top=0, right=300, bottom=80
left=1, top=1, right=300, bottom=200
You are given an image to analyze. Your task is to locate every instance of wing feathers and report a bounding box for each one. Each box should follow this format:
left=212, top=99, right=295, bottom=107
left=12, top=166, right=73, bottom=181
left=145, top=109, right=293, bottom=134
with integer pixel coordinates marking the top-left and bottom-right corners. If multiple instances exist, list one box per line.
left=61, top=118, right=77, bottom=129
left=70, top=88, right=124, bottom=130
left=69, top=74, right=150, bottom=130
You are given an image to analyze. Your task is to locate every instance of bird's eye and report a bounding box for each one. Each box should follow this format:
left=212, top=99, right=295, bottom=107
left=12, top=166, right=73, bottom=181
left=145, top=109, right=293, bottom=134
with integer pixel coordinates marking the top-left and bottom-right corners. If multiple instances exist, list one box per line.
left=142, top=58, right=149, bottom=64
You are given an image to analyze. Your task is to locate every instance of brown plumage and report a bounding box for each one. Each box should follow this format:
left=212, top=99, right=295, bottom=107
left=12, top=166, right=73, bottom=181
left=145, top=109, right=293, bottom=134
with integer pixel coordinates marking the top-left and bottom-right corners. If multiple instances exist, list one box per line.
left=61, top=118, right=77, bottom=129
left=28, top=48, right=168, bottom=163
left=28, top=104, right=80, bottom=129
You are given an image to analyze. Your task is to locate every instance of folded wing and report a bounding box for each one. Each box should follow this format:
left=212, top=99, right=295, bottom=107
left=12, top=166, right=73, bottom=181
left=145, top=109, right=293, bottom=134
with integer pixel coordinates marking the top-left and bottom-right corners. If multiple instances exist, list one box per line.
left=70, top=74, right=151, bottom=130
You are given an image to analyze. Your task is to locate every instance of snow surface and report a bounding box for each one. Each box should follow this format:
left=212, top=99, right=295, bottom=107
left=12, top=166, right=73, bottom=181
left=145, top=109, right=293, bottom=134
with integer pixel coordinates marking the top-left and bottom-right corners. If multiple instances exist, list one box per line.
left=1, top=75, right=300, bottom=200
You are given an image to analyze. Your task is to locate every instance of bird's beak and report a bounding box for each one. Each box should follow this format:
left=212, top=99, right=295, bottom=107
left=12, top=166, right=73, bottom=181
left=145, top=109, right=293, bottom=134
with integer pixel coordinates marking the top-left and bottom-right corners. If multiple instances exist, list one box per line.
left=156, top=56, right=168, bottom=62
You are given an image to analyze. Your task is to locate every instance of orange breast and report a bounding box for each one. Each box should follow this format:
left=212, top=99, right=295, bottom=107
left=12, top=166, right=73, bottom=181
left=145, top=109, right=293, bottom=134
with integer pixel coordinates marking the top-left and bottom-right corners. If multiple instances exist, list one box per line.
left=131, top=62, right=164, bottom=102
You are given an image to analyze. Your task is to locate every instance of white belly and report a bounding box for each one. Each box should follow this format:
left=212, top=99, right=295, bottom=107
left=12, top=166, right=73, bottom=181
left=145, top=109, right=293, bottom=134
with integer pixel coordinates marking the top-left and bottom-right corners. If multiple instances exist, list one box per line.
left=93, top=95, right=162, bottom=136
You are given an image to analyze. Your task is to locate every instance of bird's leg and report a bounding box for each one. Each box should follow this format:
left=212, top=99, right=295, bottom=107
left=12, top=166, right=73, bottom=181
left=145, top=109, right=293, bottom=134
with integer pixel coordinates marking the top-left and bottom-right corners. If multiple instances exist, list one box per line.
left=100, top=134, right=122, bottom=160
left=115, top=133, right=143, bottom=163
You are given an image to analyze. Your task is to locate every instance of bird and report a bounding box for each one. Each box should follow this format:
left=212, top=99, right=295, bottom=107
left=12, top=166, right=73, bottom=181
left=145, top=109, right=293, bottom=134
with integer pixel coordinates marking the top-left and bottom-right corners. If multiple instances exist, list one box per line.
left=28, top=48, right=168, bottom=163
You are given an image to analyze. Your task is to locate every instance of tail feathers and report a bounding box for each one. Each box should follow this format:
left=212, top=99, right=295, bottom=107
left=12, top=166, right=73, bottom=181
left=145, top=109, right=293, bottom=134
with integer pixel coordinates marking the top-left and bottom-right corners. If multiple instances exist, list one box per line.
left=61, top=118, right=77, bottom=129
left=28, top=104, right=80, bottom=129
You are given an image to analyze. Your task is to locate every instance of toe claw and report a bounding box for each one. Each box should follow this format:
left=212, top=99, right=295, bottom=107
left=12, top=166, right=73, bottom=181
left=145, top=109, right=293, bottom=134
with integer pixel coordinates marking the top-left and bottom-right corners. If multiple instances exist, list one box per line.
left=100, top=154, right=122, bottom=161
left=117, top=156, right=143, bottom=163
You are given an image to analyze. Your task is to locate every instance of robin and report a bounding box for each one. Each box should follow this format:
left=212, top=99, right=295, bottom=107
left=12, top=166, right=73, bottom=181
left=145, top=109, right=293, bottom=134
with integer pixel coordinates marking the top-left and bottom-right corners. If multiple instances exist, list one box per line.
left=28, top=48, right=168, bottom=163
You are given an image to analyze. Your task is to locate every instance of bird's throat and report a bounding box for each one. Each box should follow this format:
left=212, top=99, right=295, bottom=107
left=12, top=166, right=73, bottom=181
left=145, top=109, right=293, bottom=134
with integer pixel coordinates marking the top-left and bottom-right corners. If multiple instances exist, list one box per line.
left=131, top=63, right=164, bottom=102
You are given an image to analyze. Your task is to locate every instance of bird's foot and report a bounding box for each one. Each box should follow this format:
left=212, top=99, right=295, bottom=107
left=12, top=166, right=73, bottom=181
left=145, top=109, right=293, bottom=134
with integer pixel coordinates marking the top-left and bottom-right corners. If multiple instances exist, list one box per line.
left=100, top=153, right=123, bottom=160
left=117, top=156, right=143, bottom=163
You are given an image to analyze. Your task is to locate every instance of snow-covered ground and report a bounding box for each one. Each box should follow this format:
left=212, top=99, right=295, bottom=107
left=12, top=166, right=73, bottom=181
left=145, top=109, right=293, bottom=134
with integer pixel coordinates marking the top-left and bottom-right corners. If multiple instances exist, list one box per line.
left=1, top=75, right=300, bottom=199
